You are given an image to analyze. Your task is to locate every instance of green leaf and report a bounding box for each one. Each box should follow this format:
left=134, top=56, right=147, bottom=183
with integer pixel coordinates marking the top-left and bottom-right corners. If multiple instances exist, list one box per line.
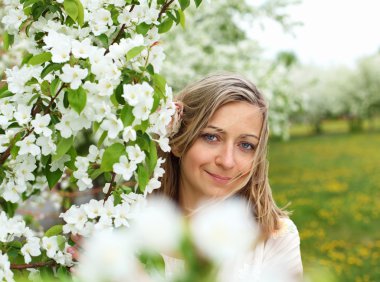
left=101, top=143, right=126, bottom=172
left=0, top=85, right=13, bottom=99
left=21, top=53, right=33, bottom=65
left=137, top=164, right=149, bottom=193
left=41, top=63, right=63, bottom=78
left=2, top=32, right=14, bottom=50
left=136, top=23, right=151, bottom=35
left=41, top=80, right=50, bottom=96
left=45, top=225, right=63, bottom=237
left=178, top=9, right=186, bottom=29
left=158, top=18, right=173, bottom=34
left=194, top=0, right=202, bottom=7
left=68, top=87, right=87, bottom=114
left=126, top=46, right=145, bottom=61
left=96, top=34, right=109, bottom=48
left=90, top=168, right=104, bottom=179
left=148, top=139, right=158, bottom=172
left=64, top=0, right=78, bottom=21
left=0, top=201, right=18, bottom=217
left=97, top=131, right=107, bottom=147
left=10, top=143, right=20, bottom=158
left=75, top=0, right=84, bottom=26
left=120, top=104, right=135, bottom=126
left=135, top=120, right=149, bottom=133
left=179, top=0, right=190, bottom=11
left=110, top=93, right=119, bottom=107
left=28, top=52, right=52, bottom=66
left=50, top=77, right=61, bottom=96
left=153, top=73, right=166, bottom=98
left=53, top=136, right=74, bottom=162
left=65, top=146, right=77, bottom=170
left=45, top=164, right=64, bottom=189
left=57, top=235, right=66, bottom=251
left=23, top=0, right=40, bottom=8
left=136, top=133, right=150, bottom=152
left=93, top=121, right=100, bottom=133
left=114, top=83, right=125, bottom=105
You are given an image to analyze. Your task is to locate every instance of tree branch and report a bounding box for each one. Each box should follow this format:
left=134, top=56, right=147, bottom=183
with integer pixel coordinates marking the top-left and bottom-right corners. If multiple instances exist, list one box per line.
left=104, top=173, right=116, bottom=203
left=0, top=130, right=31, bottom=165
left=44, top=84, right=65, bottom=115
left=11, top=260, right=57, bottom=270
left=158, top=0, right=175, bottom=19
left=105, top=24, right=126, bottom=54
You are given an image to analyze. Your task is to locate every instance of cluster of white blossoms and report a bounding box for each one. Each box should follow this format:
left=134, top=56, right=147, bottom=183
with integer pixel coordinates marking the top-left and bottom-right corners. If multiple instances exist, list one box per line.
left=1, top=0, right=175, bottom=215
left=0, top=211, right=73, bottom=281
left=0, top=0, right=190, bottom=277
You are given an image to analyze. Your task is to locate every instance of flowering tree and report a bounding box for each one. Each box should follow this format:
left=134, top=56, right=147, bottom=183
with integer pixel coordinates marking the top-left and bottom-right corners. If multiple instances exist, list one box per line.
left=0, top=0, right=205, bottom=280
left=289, top=53, right=380, bottom=134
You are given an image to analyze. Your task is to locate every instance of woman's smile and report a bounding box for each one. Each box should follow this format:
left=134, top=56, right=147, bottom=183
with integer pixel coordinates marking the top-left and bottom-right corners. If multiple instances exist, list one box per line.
left=205, top=170, right=233, bottom=184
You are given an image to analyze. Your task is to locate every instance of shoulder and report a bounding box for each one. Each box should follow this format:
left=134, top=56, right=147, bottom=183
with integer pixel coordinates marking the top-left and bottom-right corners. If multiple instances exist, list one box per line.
left=270, top=217, right=299, bottom=240
left=262, top=217, right=301, bottom=263
left=260, top=218, right=303, bottom=280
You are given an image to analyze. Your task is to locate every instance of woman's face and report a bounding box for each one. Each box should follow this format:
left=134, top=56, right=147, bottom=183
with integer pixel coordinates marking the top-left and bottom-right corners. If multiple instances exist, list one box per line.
left=178, top=101, right=263, bottom=201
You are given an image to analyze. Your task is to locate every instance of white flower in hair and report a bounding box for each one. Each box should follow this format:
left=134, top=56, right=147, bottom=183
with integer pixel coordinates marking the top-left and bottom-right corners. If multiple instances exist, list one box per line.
left=166, top=101, right=184, bottom=138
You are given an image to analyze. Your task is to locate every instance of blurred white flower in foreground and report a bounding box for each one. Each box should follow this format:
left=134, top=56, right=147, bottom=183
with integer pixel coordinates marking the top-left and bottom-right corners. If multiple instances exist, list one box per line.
left=76, top=230, right=140, bottom=282
left=190, top=198, right=259, bottom=262
left=132, top=197, right=183, bottom=254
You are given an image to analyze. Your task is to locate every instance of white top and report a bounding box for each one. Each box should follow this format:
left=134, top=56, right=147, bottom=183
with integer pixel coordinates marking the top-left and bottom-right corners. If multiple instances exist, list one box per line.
left=163, top=218, right=303, bottom=282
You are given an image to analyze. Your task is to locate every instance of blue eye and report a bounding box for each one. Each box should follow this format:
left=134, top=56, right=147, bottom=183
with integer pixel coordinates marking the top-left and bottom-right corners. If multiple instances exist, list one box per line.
left=201, top=133, right=218, bottom=142
left=240, top=142, right=255, bottom=151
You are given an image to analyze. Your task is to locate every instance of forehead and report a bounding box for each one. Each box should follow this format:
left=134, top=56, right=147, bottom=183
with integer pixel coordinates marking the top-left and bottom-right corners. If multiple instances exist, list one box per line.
left=207, top=101, right=263, bottom=135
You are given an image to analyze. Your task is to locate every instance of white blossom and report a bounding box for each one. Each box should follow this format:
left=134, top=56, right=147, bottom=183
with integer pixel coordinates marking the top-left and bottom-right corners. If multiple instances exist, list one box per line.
left=21, top=237, right=41, bottom=264
left=132, top=197, right=182, bottom=253
left=31, top=114, right=52, bottom=137
left=59, top=64, right=88, bottom=90
left=41, top=236, right=59, bottom=258
left=100, top=115, right=123, bottom=139
left=16, top=134, right=41, bottom=156
left=76, top=230, right=139, bottom=282
left=36, top=136, right=56, bottom=156
left=14, top=104, right=32, bottom=125
left=122, top=126, right=137, bottom=142
left=1, top=5, right=26, bottom=35
left=190, top=199, right=259, bottom=262
left=83, top=199, right=104, bottom=219
left=71, top=38, right=93, bottom=59
left=126, top=144, right=145, bottom=164
left=113, top=155, right=137, bottom=181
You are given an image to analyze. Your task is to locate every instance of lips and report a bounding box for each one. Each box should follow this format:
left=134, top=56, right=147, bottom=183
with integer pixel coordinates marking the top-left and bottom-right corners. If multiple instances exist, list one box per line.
left=205, top=171, right=232, bottom=184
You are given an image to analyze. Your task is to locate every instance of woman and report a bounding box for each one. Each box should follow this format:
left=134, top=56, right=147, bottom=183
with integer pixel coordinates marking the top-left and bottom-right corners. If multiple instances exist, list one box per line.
left=158, top=73, right=303, bottom=281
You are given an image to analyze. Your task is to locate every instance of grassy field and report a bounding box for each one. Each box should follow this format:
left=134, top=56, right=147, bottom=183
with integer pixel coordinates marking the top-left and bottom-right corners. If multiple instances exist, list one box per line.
left=268, top=130, right=380, bottom=282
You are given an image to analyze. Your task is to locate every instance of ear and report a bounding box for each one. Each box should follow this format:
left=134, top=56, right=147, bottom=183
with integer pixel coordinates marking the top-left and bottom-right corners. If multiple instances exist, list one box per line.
left=171, top=145, right=181, bottom=158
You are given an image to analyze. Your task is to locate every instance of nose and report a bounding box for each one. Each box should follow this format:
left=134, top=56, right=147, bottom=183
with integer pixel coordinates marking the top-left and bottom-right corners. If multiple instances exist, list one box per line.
left=215, top=143, right=236, bottom=169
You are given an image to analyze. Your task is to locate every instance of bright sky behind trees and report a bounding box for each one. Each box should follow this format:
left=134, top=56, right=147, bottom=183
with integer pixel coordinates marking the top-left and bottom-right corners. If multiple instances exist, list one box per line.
left=250, top=0, right=380, bottom=66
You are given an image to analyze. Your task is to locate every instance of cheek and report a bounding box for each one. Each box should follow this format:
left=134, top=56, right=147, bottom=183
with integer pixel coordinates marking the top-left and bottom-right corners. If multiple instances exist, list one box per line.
left=182, top=142, right=210, bottom=168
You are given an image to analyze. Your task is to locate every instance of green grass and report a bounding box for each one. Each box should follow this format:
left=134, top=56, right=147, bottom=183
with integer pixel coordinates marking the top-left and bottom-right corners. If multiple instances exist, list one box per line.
left=268, top=131, right=380, bottom=282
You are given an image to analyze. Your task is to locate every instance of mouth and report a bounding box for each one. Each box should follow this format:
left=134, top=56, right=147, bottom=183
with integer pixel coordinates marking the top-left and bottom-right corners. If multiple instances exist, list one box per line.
left=205, top=171, right=232, bottom=184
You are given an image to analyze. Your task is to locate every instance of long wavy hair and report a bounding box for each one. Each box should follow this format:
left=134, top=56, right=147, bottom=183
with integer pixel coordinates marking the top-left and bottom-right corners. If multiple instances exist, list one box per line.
left=158, top=73, right=287, bottom=238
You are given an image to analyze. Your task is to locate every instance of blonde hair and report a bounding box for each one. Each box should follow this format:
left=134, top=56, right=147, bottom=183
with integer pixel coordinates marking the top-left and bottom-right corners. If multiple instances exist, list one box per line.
left=158, top=73, right=287, bottom=238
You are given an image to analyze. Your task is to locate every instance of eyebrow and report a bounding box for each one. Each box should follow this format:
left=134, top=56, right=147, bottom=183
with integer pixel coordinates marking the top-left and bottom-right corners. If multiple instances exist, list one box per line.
left=205, top=125, right=260, bottom=140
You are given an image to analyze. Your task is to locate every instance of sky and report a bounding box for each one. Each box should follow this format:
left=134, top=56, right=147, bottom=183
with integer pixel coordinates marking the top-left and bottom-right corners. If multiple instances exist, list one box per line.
left=250, top=0, right=380, bottom=67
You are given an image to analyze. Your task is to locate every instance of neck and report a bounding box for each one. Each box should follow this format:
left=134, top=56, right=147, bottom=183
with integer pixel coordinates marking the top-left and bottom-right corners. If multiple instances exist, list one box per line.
left=178, top=183, right=204, bottom=217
